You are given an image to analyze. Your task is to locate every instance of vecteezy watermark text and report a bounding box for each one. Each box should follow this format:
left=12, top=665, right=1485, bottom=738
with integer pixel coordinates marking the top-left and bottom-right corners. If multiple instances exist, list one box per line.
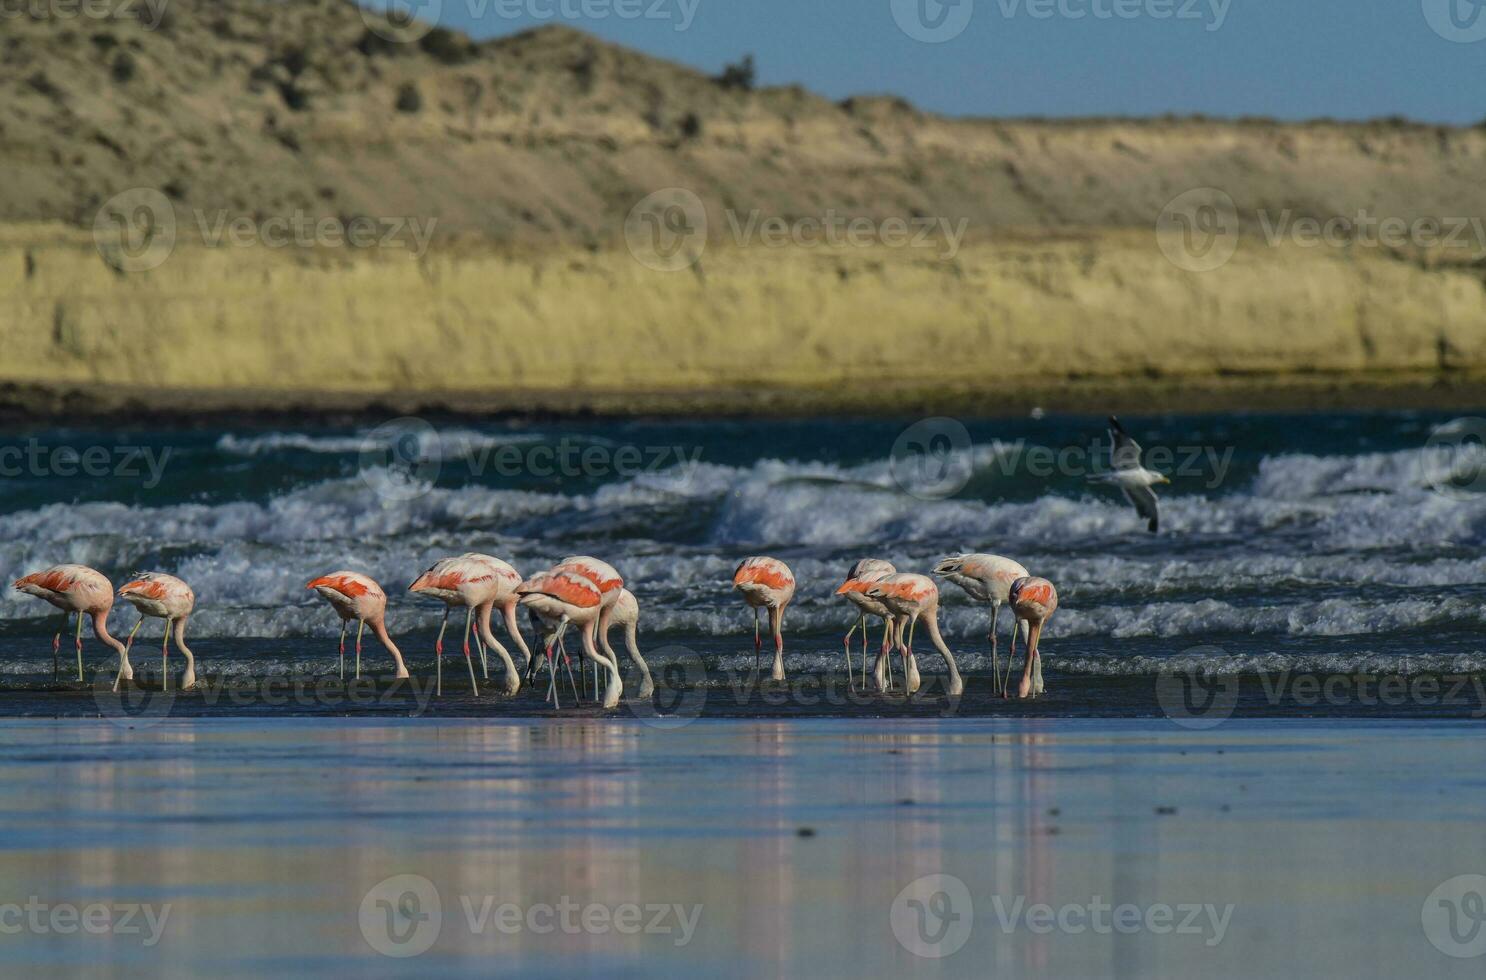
left=361, top=0, right=699, bottom=43
left=194, top=210, right=437, bottom=257
left=359, top=874, right=702, bottom=958
left=623, top=188, right=973, bottom=272
left=358, top=418, right=705, bottom=501
left=888, top=417, right=1234, bottom=501
left=1157, top=187, right=1486, bottom=273
left=890, top=0, right=1232, bottom=43
left=92, top=189, right=438, bottom=273
left=0, top=0, right=168, bottom=28
left=988, top=437, right=1231, bottom=486
left=0, top=441, right=172, bottom=489
left=459, top=896, right=702, bottom=945
left=989, top=895, right=1234, bottom=946
left=94, top=669, right=446, bottom=729
left=0, top=898, right=171, bottom=945
left=888, top=873, right=1233, bottom=960
left=724, top=210, right=969, bottom=259
left=991, top=0, right=1231, bottom=30
left=1159, top=665, right=1486, bottom=729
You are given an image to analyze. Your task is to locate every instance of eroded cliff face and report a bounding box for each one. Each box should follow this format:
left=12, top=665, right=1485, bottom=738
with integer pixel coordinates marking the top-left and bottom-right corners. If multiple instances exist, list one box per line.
left=5, top=223, right=1483, bottom=417
left=3, top=0, right=1484, bottom=416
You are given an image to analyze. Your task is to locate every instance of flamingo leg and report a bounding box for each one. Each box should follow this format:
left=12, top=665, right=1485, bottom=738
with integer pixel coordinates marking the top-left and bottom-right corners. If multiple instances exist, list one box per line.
left=544, top=636, right=560, bottom=708
left=161, top=617, right=172, bottom=693
left=769, top=604, right=786, bottom=682
left=52, top=614, right=64, bottom=683
left=753, top=606, right=761, bottom=679
left=1031, top=625, right=1046, bottom=698
left=462, top=607, right=480, bottom=697
left=433, top=607, right=450, bottom=697
left=115, top=618, right=144, bottom=693
left=476, top=632, right=488, bottom=680
left=1018, top=621, right=1043, bottom=699
left=557, top=629, right=580, bottom=703
left=873, top=618, right=889, bottom=690
left=843, top=616, right=858, bottom=691
left=897, top=618, right=909, bottom=701
left=1003, top=617, right=1017, bottom=698
left=882, top=619, right=898, bottom=692
left=74, top=612, right=84, bottom=682
left=355, top=619, right=365, bottom=682
left=338, top=620, right=347, bottom=679
left=989, top=602, right=1000, bottom=700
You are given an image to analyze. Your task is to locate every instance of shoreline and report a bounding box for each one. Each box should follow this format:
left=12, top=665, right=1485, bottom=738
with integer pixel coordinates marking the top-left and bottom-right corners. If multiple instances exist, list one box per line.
left=4, top=373, right=1486, bottom=426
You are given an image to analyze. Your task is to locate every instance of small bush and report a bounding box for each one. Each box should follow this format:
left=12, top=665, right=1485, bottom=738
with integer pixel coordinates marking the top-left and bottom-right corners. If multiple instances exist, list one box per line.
left=419, top=27, right=474, bottom=65
left=356, top=29, right=400, bottom=58
left=715, top=54, right=755, bottom=92
left=279, top=82, right=308, bottom=112
left=281, top=46, right=308, bottom=77
left=395, top=82, right=422, bottom=113
left=110, top=52, right=136, bottom=84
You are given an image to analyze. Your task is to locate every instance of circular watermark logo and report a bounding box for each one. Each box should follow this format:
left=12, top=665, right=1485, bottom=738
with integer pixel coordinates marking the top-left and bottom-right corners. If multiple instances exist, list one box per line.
left=1156, top=648, right=1239, bottom=730
left=1421, top=418, right=1486, bottom=501
left=890, top=418, right=973, bottom=500
left=360, top=0, right=443, bottom=43
left=891, top=0, right=975, bottom=43
left=624, top=188, right=708, bottom=272
left=358, top=417, right=442, bottom=501
left=93, top=187, right=177, bottom=273
left=890, top=873, right=974, bottom=958
left=360, top=874, right=442, bottom=957
left=92, top=654, right=176, bottom=730
left=627, top=645, right=708, bottom=729
left=1422, top=0, right=1486, bottom=42
left=1422, top=874, right=1486, bottom=958
left=1156, top=187, right=1240, bottom=273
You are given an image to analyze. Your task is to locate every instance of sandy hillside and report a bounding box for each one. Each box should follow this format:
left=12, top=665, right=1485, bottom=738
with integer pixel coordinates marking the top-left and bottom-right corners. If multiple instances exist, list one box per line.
left=2, top=0, right=1485, bottom=416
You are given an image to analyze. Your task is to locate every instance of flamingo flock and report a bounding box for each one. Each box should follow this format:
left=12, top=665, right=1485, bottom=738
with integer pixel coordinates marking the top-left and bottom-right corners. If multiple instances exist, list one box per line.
left=9, top=550, right=1059, bottom=705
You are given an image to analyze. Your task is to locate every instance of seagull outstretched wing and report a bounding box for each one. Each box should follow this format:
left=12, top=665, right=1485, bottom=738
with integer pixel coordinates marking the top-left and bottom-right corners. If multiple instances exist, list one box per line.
left=1108, top=416, right=1142, bottom=472
left=1121, top=484, right=1160, bottom=534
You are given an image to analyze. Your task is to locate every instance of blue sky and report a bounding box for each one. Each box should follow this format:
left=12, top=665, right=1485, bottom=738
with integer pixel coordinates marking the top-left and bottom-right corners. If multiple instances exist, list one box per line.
left=371, top=0, right=1486, bottom=124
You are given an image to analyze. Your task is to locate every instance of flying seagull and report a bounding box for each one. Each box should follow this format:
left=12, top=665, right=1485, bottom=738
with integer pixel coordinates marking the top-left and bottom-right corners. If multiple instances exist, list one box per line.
left=1093, top=416, right=1170, bottom=533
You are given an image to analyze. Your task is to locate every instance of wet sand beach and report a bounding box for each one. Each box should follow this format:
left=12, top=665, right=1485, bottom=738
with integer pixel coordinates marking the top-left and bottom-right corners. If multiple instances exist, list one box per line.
left=1, top=718, right=1482, bottom=978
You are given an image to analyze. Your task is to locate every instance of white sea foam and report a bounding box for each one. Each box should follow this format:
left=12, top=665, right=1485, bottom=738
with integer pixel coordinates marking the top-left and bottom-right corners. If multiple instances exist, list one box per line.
left=1, top=444, right=1483, bottom=649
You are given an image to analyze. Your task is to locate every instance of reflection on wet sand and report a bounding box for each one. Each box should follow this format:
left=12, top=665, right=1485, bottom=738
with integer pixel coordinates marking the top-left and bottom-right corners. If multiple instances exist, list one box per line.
left=0, top=720, right=1482, bottom=978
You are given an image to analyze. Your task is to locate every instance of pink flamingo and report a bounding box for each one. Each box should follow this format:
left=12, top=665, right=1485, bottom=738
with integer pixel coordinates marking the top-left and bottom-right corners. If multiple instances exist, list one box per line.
left=118, top=573, right=198, bottom=692
left=863, top=573, right=964, bottom=698
left=934, top=553, right=1030, bottom=696
left=835, top=559, right=898, bottom=691
left=1009, top=576, right=1058, bottom=699
left=13, top=564, right=130, bottom=683
left=552, top=556, right=624, bottom=696
left=733, top=557, right=795, bottom=681
left=306, top=572, right=410, bottom=680
left=409, top=553, right=524, bottom=696
left=517, top=570, right=622, bottom=709
left=597, top=588, right=654, bottom=700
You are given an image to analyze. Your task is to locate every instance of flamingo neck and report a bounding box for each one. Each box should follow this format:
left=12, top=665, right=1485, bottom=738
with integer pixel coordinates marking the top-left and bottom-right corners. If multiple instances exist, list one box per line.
left=922, top=608, right=963, bottom=684
left=371, top=617, right=401, bottom=659
left=91, top=610, right=127, bottom=657
left=171, top=617, right=194, bottom=663
left=503, top=600, right=533, bottom=660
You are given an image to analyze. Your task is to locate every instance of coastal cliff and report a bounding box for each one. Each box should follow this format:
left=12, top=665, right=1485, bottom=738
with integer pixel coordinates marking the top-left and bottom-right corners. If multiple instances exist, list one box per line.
left=3, top=0, right=1484, bottom=416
